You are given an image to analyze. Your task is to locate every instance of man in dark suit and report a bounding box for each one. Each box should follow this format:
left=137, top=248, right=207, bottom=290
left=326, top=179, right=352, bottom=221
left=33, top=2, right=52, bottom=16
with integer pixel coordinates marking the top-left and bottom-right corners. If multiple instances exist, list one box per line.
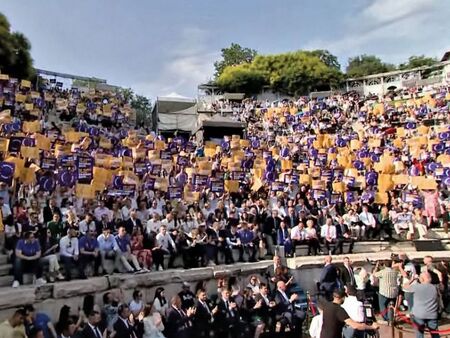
left=113, top=304, right=139, bottom=338
left=165, top=295, right=195, bottom=338
left=335, top=216, right=355, bottom=254
left=213, top=289, right=240, bottom=338
left=265, top=255, right=284, bottom=293
left=273, top=281, right=305, bottom=335
left=262, top=210, right=281, bottom=255
left=253, top=283, right=276, bottom=331
left=284, top=207, right=299, bottom=229
left=319, top=255, right=339, bottom=301
left=124, top=210, right=143, bottom=235
left=340, top=256, right=356, bottom=287
left=43, top=198, right=62, bottom=224
left=193, top=288, right=218, bottom=338
left=78, top=310, right=104, bottom=338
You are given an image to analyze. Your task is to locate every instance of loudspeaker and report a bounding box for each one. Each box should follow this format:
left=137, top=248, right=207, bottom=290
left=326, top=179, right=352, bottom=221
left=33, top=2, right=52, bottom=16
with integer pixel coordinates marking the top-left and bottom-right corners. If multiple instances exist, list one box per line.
left=413, top=239, right=444, bottom=251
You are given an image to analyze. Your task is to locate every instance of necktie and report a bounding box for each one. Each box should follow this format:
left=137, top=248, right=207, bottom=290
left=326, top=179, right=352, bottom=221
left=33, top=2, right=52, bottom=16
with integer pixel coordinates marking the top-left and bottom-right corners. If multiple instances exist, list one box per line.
left=326, top=226, right=330, bottom=238
left=203, top=301, right=211, bottom=315
left=348, top=267, right=355, bottom=285
left=94, top=327, right=101, bottom=338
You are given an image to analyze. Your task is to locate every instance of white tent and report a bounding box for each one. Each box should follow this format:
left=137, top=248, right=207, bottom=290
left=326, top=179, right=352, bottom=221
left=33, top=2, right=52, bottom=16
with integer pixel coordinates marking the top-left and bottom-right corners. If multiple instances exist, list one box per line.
left=152, top=96, right=197, bottom=133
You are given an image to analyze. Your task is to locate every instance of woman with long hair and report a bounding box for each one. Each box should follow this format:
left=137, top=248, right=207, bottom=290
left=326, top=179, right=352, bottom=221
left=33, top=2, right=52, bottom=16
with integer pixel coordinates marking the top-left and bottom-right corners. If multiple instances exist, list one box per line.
left=131, top=227, right=153, bottom=270
left=153, top=287, right=168, bottom=318
left=142, top=303, right=165, bottom=338
left=129, top=289, right=145, bottom=318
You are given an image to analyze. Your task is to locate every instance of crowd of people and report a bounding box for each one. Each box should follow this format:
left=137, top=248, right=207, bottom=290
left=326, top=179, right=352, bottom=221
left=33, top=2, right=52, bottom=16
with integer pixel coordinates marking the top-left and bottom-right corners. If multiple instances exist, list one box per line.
left=1, top=252, right=448, bottom=338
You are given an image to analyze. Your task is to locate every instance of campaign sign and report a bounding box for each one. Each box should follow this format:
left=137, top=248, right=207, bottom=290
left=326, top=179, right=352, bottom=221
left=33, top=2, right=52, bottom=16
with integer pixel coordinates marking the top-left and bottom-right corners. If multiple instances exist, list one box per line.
left=134, top=162, right=148, bottom=177
left=59, top=155, right=77, bottom=168
left=345, top=191, right=359, bottom=203
left=76, top=156, right=94, bottom=183
left=0, top=162, right=15, bottom=185
left=144, top=177, right=155, bottom=190
left=168, top=186, right=183, bottom=200
left=231, top=171, right=246, bottom=181
left=210, top=180, right=224, bottom=193
left=150, top=164, right=162, bottom=176
left=312, top=189, right=326, bottom=201
left=329, top=193, right=342, bottom=204
left=58, top=170, right=76, bottom=187
left=7, top=137, right=22, bottom=153
left=41, top=157, right=57, bottom=171
left=271, top=181, right=286, bottom=192
left=177, top=156, right=189, bottom=166
left=161, top=150, right=172, bottom=160
left=194, top=175, right=209, bottom=187
left=39, top=175, right=56, bottom=192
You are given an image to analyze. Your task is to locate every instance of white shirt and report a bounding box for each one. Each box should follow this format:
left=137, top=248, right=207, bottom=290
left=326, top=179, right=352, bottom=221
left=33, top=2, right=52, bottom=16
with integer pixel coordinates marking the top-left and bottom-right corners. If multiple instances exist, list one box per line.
left=309, top=313, right=323, bottom=338
left=161, top=218, right=175, bottom=230
left=156, top=232, right=176, bottom=251
left=79, top=220, right=96, bottom=235
left=359, top=211, right=376, bottom=227
left=121, top=205, right=131, bottom=221
left=59, top=235, right=79, bottom=257
left=149, top=206, right=163, bottom=217
left=342, top=296, right=365, bottom=323
left=290, top=225, right=305, bottom=240
left=0, top=204, right=12, bottom=220
left=320, top=224, right=337, bottom=239
left=146, top=219, right=161, bottom=234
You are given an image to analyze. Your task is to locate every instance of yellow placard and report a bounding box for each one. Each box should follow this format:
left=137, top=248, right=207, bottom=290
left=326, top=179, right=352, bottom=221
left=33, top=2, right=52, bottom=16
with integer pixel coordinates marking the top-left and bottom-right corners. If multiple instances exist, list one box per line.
left=225, top=180, right=239, bottom=193
left=34, top=134, right=51, bottom=151
left=375, top=192, right=388, bottom=204
left=20, top=79, right=31, bottom=88
left=20, top=146, right=40, bottom=159
left=23, top=121, right=41, bottom=134
left=20, top=167, right=36, bottom=185
left=76, top=184, right=96, bottom=199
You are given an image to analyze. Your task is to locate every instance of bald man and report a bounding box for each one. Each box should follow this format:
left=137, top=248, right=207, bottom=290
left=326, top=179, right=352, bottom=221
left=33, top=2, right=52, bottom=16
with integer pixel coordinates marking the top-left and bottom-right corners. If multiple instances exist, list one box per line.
left=405, top=271, right=440, bottom=338
left=319, top=256, right=339, bottom=301
left=274, top=280, right=305, bottom=335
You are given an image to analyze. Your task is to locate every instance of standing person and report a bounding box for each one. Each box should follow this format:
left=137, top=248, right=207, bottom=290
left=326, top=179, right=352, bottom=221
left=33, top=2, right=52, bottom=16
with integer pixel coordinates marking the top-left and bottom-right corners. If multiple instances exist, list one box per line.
left=193, top=289, right=217, bottom=338
left=113, top=304, right=139, bottom=338
left=142, top=303, right=165, bottom=338
left=341, top=285, right=365, bottom=338
left=78, top=309, right=104, bottom=338
left=340, top=257, right=356, bottom=287
left=165, top=296, right=195, bottom=338
left=129, top=290, right=145, bottom=318
left=178, top=282, right=196, bottom=310
left=320, top=289, right=378, bottom=338
left=213, top=289, right=240, bottom=338
left=153, top=288, right=168, bottom=319
left=373, top=259, right=406, bottom=324
left=404, top=272, right=440, bottom=338
left=0, top=308, right=26, bottom=338
left=319, top=256, right=339, bottom=301
left=12, top=231, right=46, bottom=288
left=309, top=299, right=324, bottom=338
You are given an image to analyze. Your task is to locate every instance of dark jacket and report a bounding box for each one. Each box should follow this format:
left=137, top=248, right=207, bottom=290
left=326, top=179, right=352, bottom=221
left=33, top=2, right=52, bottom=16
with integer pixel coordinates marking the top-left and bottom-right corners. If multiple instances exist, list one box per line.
left=165, top=306, right=193, bottom=338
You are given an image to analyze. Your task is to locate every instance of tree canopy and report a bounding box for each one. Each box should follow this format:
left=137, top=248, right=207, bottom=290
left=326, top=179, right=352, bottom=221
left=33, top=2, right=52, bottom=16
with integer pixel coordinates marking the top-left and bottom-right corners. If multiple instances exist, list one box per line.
left=119, top=88, right=152, bottom=127
left=214, top=43, right=257, bottom=78
left=346, top=54, right=396, bottom=78
left=398, top=55, right=438, bottom=70
left=0, top=12, right=34, bottom=80
left=217, top=49, right=343, bottom=96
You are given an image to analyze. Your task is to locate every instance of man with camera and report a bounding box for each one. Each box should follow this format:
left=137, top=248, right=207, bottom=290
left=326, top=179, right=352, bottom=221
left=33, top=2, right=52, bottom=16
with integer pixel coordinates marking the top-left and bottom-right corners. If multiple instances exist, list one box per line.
left=372, top=258, right=407, bottom=324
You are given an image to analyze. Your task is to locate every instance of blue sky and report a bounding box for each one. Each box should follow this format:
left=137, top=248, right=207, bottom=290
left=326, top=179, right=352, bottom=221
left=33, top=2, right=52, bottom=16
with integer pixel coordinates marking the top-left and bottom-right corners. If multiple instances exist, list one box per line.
left=1, top=0, right=449, bottom=99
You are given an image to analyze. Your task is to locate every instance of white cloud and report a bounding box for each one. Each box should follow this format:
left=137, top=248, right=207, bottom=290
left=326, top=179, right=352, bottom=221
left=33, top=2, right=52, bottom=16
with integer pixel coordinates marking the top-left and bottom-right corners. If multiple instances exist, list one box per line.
left=303, top=0, right=449, bottom=67
left=131, top=26, right=219, bottom=99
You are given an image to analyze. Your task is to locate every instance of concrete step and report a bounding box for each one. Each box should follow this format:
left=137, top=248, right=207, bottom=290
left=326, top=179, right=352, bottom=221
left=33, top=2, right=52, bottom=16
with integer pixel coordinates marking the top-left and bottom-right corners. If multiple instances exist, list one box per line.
left=0, top=255, right=7, bottom=265
left=0, top=275, right=14, bottom=287
left=0, top=264, right=11, bottom=277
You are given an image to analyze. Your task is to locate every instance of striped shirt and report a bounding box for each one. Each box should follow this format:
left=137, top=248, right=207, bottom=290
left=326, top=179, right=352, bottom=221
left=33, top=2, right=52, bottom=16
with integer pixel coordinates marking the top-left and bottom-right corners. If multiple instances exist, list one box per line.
left=374, top=267, right=399, bottom=298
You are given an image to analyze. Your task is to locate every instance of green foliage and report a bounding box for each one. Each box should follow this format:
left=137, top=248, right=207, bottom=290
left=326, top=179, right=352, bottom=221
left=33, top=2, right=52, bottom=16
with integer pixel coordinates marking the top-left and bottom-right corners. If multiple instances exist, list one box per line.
left=130, top=93, right=152, bottom=127
left=309, top=49, right=341, bottom=70
left=0, top=12, right=35, bottom=79
left=216, top=64, right=266, bottom=94
left=214, top=43, right=257, bottom=78
left=398, top=55, right=438, bottom=70
left=346, top=55, right=396, bottom=78
left=217, top=49, right=343, bottom=96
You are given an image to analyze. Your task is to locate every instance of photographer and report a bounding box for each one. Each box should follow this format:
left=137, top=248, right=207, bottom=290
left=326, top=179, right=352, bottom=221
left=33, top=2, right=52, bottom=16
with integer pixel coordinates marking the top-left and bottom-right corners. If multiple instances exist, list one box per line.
left=372, top=259, right=407, bottom=324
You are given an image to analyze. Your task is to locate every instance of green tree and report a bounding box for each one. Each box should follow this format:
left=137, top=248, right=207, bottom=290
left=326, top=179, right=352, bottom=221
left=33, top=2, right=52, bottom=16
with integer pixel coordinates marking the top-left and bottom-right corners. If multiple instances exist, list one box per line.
left=214, top=43, right=257, bottom=78
left=346, top=55, right=396, bottom=78
left=309, top=49, right=341, bottom=70
left=216, top=64, right=266, bottom=94
left=131, top=94, right=152, bottom=127
left=0, top=12, right=34, bottom=79
left=398, top=55, right=438, bottom=70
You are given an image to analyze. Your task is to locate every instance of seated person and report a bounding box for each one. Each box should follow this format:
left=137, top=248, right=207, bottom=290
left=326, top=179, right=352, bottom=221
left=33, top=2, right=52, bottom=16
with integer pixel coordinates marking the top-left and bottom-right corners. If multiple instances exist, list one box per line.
left=320, top=217, right=337, bottom=255
left=237, top=222, right=257, bottom=262
left=12, top=231, right=46, bottom=287
left=97, top=226, right=117, bottom=274
left=114, top=226, right=143, bottom=273
left=393, top=205, right=415, bottom=239
left=79, top=229, right=101, bottom=277
left=276, top=221, right=292, bottom=257
left=59, top=227, right=85, bottom=281
left=154, top=225, right=177, bottom=270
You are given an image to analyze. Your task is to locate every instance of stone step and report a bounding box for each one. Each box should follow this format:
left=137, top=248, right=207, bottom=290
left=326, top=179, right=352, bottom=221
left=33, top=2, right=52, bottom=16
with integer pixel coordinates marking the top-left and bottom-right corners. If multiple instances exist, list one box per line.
left=0, top=264, right=11, bottom=277
left=0, top=255, right=7, bottom=265
left=0, top=275, right=14, bottom=287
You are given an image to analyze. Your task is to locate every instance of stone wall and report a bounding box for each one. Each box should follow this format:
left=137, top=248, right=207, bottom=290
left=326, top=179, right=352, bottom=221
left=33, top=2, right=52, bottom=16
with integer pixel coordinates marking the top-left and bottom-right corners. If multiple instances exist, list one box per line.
left=1, top=250, right=449, bottom=322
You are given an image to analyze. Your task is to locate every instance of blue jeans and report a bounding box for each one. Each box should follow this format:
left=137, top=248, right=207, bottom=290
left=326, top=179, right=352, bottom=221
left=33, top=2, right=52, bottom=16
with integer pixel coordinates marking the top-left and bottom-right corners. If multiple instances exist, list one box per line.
left=343, top=326, right=364, bottom=338
left=378, top=293, right=395, bottom=321
left=405, top=291, right=414, bottom=312
left=412, top=317, right=439, bottom=338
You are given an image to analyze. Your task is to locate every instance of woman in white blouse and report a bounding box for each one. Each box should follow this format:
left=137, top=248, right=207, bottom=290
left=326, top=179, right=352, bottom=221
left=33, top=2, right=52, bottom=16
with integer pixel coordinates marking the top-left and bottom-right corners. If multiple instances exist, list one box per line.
left=152, top=287, right=168, bottom=318
left=142, top=303, right=165, bottom=338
